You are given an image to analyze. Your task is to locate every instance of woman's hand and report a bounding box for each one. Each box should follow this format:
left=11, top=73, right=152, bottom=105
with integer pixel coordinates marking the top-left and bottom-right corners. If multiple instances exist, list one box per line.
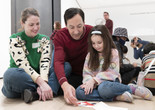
left=36, top=77, right=53, bottom=101
left=80, top=78, right=96, bottom=95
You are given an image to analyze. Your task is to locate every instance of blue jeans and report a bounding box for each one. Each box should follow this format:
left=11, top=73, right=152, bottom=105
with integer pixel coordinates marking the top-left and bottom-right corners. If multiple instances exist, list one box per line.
left=48, top=46, right=72, bottom=95
left=1, top=61, right=72, bottom=98
left=2, top=68, right=38, bottom=98
left=76, top=80, right=132, bottom=102
left=48, top=62, right=72, bottom=95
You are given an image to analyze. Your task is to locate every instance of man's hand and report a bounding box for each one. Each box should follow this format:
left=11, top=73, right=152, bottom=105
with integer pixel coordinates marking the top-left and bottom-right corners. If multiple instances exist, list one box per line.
left=61, top=82, right=78, bottom=106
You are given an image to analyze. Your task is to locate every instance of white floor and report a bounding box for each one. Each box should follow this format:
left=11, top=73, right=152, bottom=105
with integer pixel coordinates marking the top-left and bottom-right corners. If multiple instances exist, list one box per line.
left=0, top=79, right=155, bottom=110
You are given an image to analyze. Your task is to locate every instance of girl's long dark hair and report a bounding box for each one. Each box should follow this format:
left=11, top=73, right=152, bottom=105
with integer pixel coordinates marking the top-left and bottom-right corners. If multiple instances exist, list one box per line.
left=88, top=25, right=116, bottom=71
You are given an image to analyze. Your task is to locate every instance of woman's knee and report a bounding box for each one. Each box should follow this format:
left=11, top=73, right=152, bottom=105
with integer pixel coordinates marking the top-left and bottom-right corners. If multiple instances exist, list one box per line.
left=4, top=68, right=29, bottom=81
left=3, top=68, right=19, bottom=82
left=3, top=68, right=34, bottom=88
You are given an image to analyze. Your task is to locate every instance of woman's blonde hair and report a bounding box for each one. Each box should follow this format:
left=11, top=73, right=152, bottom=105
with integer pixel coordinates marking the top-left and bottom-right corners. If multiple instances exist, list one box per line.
left=18, top=7, right=40, bottom=32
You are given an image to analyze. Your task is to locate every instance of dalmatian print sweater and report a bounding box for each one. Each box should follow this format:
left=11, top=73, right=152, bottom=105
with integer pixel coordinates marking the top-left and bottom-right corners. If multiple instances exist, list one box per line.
left=9, top=31, right=51, bottom=82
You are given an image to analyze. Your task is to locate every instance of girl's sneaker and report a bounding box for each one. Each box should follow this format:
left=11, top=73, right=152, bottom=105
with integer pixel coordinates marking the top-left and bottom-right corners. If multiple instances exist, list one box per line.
left=128, top=84, right=153, bottom=100
left=116, top=91, right=133, bottom=103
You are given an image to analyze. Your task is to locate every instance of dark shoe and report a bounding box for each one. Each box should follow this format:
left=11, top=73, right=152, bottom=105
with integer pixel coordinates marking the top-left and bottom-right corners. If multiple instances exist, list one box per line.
left=23, top=89, right=39, bottom=103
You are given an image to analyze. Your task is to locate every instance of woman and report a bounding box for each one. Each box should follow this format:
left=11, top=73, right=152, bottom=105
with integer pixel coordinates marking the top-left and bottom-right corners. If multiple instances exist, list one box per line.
left=76, top=25, right=152, bottom=102
left=2, top=8, right=53, bottom=103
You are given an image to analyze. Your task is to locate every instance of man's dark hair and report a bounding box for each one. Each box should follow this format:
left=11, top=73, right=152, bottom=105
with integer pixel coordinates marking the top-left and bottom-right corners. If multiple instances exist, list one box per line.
left=143, top=42, right=155, bottom=54
left=104, top=12, right=109, bottom=15
left=64, top=8, right=85, bottom=25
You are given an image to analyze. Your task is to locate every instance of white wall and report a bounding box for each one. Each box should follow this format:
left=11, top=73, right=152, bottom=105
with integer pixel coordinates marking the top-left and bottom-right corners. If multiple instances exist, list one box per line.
left=61, top=0, right=80, bottom=27
left=61, top=1, right=155, bottom=38
left=0, top=1, right=11, bottom=77
left=84, top=3, right=155, bottom=38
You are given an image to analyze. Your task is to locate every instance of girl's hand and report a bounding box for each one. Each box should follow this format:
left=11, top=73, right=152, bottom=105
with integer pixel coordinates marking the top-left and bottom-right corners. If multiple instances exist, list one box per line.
left=80, top=79, right=96, bottom=95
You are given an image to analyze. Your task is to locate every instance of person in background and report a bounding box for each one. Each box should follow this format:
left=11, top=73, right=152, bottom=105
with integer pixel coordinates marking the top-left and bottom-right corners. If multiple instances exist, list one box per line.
left=1, top=7, right=53, bottom=103
left=112, top=27, right=140, bottom=84
left=122, top=45, right=141, bottom=82
left=49, top=8, right=92, bottom=106
left=112, top=27, right=129, bottom=59
left=122, top=45, right=140, bottom=67
left=122, top=45, right=130, bottom=64
left=50, top=21, right=61, bottom=40
left=130, top=37, right=149, bottom=60
left=76, top=25, right=152, bottom=102
left=141, top=42, right=155, bottom=95
left=103, top=12, right=113, bottom=35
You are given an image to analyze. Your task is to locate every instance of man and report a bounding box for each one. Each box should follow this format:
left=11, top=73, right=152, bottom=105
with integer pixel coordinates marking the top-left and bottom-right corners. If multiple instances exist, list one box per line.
left=49, top=8, right=92, bottom=106
left=104, top=12, right=113, bottom=35
left=130, top=37, right=149, bottom=60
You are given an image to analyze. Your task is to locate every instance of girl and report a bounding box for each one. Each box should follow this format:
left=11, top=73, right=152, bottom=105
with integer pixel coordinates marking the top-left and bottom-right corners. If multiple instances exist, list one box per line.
left=76, top=25, right=152, bottom=102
